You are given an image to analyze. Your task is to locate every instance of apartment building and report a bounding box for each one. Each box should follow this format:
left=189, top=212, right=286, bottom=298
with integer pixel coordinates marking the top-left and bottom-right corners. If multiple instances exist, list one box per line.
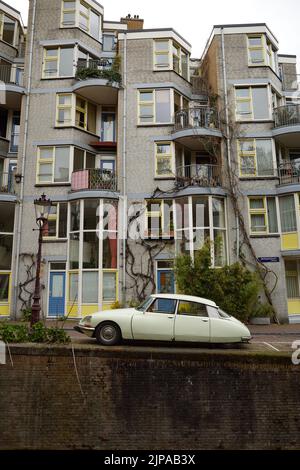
left=0, top=0, right=299, bottom=323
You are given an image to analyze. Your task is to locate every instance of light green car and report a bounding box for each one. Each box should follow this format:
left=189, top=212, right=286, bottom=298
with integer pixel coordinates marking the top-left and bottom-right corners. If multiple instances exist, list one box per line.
left=74, top=294, right=252, bottom=346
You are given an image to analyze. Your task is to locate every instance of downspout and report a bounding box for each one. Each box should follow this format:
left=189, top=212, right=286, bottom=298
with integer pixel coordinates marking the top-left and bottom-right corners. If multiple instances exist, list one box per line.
left=122, top=32, right=127, bottom=306
left=221, top=27, right=239, bottom=261
left=13, top=0, right=37, bottom=318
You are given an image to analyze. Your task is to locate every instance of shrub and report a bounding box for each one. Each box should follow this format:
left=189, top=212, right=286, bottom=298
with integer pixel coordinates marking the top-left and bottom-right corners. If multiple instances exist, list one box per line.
left=175, top=240, right=265, bottom=322
left=0, top=321, right=70, bottom=344
left=251, top=302, right=275, bottom=319
left=0, top=323, right=30, bottom=343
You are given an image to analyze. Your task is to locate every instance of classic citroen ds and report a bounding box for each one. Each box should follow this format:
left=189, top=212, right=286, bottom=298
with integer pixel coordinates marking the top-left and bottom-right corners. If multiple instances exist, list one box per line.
left=74, top=294, right=252, bottom=345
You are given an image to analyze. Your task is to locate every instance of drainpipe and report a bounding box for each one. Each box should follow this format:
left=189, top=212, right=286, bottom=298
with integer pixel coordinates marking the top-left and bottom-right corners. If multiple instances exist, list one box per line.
left=122, top=32, right=127, bottom=306
left=13, top=0, right=37, bottom=318
left=221, top=27, right=239, bottom=261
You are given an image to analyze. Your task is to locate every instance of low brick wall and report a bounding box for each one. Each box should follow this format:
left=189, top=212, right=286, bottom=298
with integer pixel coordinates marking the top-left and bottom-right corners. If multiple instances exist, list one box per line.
left=0, top=345, right=299, bottom=450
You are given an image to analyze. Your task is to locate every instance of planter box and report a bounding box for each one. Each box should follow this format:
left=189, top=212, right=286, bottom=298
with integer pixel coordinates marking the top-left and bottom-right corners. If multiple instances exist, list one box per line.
left=249, top=317, right=271, bottom=325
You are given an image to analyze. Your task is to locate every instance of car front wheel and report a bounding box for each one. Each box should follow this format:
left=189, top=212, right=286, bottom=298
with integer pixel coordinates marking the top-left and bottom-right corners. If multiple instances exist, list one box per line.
left=95, top=322, right=121, bottom=346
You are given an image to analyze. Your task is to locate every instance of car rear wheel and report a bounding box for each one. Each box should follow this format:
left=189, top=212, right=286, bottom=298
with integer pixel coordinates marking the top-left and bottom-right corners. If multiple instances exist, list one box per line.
left=95, top=322, right=121, bottom=346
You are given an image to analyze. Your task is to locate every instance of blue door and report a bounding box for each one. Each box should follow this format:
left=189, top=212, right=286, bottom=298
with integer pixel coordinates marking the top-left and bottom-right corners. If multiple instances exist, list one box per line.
left=49, top=272, right=66, bottom=317
left=157, top=270, right=175, bottom=311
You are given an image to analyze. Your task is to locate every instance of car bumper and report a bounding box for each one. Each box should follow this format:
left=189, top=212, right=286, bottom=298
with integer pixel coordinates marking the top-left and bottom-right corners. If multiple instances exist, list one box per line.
left=74, top=325, right=95, bottom=338
left=241, top=336, right=252, bottom=343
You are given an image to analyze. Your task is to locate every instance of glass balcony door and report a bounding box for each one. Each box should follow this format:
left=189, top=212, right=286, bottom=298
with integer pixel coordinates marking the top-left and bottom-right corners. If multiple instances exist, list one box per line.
left=101, top=109, right=116, bottom=142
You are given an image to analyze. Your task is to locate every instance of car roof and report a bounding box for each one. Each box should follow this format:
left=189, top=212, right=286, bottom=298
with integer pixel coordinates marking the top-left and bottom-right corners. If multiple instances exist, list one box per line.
left=150, top=294, right=217, bottom=307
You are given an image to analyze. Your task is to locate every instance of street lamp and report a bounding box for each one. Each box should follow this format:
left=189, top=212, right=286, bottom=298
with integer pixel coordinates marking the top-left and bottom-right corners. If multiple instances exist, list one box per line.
left=31, top=194, right=52, bottom=326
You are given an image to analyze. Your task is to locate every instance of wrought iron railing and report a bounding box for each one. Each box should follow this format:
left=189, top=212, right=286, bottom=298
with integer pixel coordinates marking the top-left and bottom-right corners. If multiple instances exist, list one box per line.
left=174, top=107, right=220, bottom=131
left=0, top=172, right=15, bottom=194
left=274, top=104, right=300, bottom=128
left=280, top=73, right=300, bottom=92
left=71, top=168, right=117, bottom=192
left=278, top=162, right=300, bottom=185
left=0, top=65, right=24, bottom=86
left=176, top=164, right=221, bottom=187
left=77, top=58, right=114, bottom=72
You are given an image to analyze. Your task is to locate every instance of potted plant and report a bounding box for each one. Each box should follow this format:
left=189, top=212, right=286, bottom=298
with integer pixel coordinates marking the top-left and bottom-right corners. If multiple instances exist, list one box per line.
left=249, top=302, right=274, bottom=325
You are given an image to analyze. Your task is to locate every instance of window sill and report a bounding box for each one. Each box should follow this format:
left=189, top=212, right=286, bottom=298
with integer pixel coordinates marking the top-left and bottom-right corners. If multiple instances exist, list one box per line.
left=137, top=123, right=174, bottom=128
left=153, top=69, right=191, bottom=84
left=154, top=177, right=176, bottom=181
left=248, top=64, right=281, bottom=80
left=35, top=183, right=71, bottom=187
left=41, top=76, right=75, bottom=81
left=0, top=38, right=18, bottom=50
left=239, top=177, right=279, bottom=181
left=54, top=126, right=100, bottom=138
left=250, top=234, right=280, bottom=238
left=59, top=26, right=102, bottom=45
left=43, top=239, right=68, bottom=243
left=236, top=119, right=274, bottom=124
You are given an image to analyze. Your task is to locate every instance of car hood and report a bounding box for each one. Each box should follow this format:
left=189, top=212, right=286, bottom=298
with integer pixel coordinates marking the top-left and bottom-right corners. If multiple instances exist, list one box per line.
left=92, top=308, right=136, bottom=317
left=229, top=316, right=251, bottom=334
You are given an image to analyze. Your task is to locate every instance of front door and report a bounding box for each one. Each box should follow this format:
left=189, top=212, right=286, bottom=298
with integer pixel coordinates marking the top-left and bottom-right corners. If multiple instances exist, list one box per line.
left=49, top=272, right=66, bottom=317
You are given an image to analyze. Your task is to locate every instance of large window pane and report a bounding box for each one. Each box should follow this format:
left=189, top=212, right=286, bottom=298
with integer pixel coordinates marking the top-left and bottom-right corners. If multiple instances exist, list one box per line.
left=252, top=88, right=269, bottom=120
left=176, top=198, right=189, bottom=229
left=70, top=201, right=80, bottom=232
left=73, top=148, right=85, bottom=171
left=0, top=235, right=13, bottom=269
left=59, top=48, right=74, bottom=76
left=90, top=10, right=100, bottom=39
left=256, top=140, right=274, bottom=176
left=82, top=272, right=98, bottom=303
left=279, top=196, right=297, bottom=233
left=0, top=274, right=9, bottom=302
left=87, top=102, right=97, bottom=134
left=155, top=90, right=171, bottom=123
left=83, top=232, right=99, bottom=269
left=103, top=272, right=117, bottom=302
left=69, top=233, right=80, bottom=269
left=214, top=230, right=227, bottom=267
left=103, top=237, right=118, bottom=269
left=58, top=203, right=68, bottom=238
left=212, top=198, right=225, bottom=228
left=0, top=202, right=15, bottom=232
left=69, top=273, right=79, bottom=303
left=84, top=199, right=99, bottom=230
left=103, top=200, right=118, bottom=231
left=192, top=197, right=209, bottom=228
left=54, top=147, right=70, bottom=182
left=193, top=229, right=210, bottom=254
left=267, top=197, right=278, bottom=233
left=2, top=15, right=15, bottom=45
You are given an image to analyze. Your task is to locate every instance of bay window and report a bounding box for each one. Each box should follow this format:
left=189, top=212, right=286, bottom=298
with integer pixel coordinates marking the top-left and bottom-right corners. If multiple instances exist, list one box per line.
left=235, top=86, right=270, bottom=121
left=37, top=146, right=70, bottom=184
left=43, top=47, right=74, bottom=78
left=146, top=200, right=174, bottom=239
left=56, top=93, right=97, bottom=133
left=0, top=13, right=16, bottom=45
left=248, top=35, right=277, bottom=72
left=61, top=0, right=102, bottom=41
left=154, top=39, right=189, bottom=80
left=248, top=197, right=278, bottom=235
left=238, top=139, right=275, bottom=177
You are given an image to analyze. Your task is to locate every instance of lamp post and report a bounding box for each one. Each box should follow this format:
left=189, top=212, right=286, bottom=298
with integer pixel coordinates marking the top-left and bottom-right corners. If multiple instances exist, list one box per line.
left=31, top=194, right=52, bottom=327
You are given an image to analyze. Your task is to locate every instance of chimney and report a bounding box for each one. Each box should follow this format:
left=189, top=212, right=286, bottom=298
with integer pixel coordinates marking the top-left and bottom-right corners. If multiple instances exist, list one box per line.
left=121, top=14, right=144, bottom=30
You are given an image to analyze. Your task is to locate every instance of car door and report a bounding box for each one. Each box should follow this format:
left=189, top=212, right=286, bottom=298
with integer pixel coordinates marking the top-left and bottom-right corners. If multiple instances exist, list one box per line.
left=175, top=300, right=210, bottom=342
left=132, top=297, right=177, bottom=341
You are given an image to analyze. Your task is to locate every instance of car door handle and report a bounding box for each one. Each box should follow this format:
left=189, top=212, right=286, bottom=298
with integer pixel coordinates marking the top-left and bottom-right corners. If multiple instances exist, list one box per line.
left=201, top=319, right=209, bottom=322
left=168, top=316, right=174, bottom=319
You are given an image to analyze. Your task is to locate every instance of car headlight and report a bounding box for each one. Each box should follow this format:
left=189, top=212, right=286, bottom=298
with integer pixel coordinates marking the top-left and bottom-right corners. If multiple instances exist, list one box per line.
left=80, top=316, right=92, bottom=326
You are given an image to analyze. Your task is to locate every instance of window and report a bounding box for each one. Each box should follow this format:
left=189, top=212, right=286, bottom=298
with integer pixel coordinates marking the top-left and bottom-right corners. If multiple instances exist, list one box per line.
left=235, top=87, right=270, bottom=121
left=0, top=13, right=16, bottom=45
left=0, top=202, right=15, bottom=278
left=101, top=107, right=116, bottom=142
left=44, top=203, right=68, bottom=239
left=37, top=146, right=70, bottom=184
left=103, top=34, right=116, bottom=52
left=147, top=298, right=177, bottom=314
left=103, top=271, right=117, bottom=302
left=82, top=272, right=98, bottom=303
left=0, top=107, right=8, bottom=138
left=279, top=195, right=297, bottom=233
left=56, top=93, right=97, bottom=133
left=43, top=47, right=74, bottom=78
left=238, top=139, right=275, bottom=177
left=154, top=39, right=189, bottom=80
left=138, top=89, right=171, bottom=124
left=178, top=301, right=208, bottom=317
left=146, top=200, right=174, bottom=239
left=155, top=142, right=174, bottom=177
left=73, top=147, right=95, bottom=171
left=248, top=35, right=277, bottom=72
left=61, top=0, right=101, bottom=40
left=285, top=261, right=300, bottom=299
left=249, top=197, right=278, bottom=235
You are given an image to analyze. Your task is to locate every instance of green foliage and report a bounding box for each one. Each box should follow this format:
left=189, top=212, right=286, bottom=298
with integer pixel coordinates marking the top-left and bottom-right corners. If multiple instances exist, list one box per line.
left=76, top=56, right=122, bottom=84
left=251, top=302, right=275, bottom=319
left=175, top=241, right=265, bottom=322
left=110, top=301, right=123, bottom=310
left=21, top=308, right=32, bottom=322
left=0, top=321, right=70, bottom=344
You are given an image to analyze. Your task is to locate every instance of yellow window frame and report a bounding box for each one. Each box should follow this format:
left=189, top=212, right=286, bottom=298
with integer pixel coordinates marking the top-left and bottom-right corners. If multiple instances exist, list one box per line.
left=235, top=87, right=253, bottom=121
left=36, top=146, right=55, bottom=184
left=0, top=13, right=4, bottom=39
left=43, top=48, right=59, bottom=79
left=248, top=35, right=266, bottom=66
left=56, top=93, right=73, bottom=126
left=61, top=0, right=77, bottom=27
left=76, top=96, right=88, bottom=130
left=138, top=90, right=155, bottom=124
left=79, top=1, right=91, bottom=33
left=154, top=39, right=171, bottom=70
left=155, top=142, right=173, bottom=177
left=172, top=41, right=181, bottom=74
left=248, top=197, right=268, bottom=234
left=0, top=271, right=11, bottom=305
left=238, top=139, right=257, bottom=177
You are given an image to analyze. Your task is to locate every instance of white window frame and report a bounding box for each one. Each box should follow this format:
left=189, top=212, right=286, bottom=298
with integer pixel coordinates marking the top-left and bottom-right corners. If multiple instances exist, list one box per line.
left=44, top=202, right=68, bottom=240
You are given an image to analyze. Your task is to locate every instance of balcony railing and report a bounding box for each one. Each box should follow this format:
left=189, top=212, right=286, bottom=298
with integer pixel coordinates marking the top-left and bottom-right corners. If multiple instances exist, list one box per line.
left=0, top=65, right=24, bottom=86
left=174, top=107, right=220, bottom=131
left=71, top=169, right=117, bottom=192
left=278, top=162, right=300, bottom=185
left=176, top=164, right=221, bottom=188
left=274, top=104, right=300, bottom=128
left=0, top=172, right=15, bottom=194
left=75, top=58, right=122, bottom=84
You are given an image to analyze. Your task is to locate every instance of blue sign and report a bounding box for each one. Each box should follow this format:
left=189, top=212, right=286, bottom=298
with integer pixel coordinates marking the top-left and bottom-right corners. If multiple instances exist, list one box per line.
left=257, top=257, right=280, bottom=263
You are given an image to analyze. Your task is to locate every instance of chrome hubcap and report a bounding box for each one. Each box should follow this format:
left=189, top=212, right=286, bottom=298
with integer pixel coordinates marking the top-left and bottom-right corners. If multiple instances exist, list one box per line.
left=101, top=326, right=116, bottom=341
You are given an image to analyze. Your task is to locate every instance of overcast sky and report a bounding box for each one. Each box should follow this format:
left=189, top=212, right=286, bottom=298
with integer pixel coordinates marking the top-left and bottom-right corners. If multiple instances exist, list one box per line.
left=9, top=0, right=300, bottom=67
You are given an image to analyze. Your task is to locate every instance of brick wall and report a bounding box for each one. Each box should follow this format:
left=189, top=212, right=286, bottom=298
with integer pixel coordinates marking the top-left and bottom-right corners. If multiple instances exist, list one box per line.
left=0, top=346, right=299, bottom=450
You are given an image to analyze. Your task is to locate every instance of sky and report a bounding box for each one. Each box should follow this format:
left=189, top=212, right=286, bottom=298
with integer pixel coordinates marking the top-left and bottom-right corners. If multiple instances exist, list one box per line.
left=9, top=0, right=300, bottom=68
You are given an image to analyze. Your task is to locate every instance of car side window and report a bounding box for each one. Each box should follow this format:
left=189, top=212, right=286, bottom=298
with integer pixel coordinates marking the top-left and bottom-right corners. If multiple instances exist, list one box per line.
left=178, top=301, right=208, bottom=317
left=147, top=298, right=177, bottom=315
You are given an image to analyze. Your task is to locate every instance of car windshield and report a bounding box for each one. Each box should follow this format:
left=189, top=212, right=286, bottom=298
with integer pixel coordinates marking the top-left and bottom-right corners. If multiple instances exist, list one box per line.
left=136, top=296, right=154, bottom=312
left=218, top=308, right=231, bottom=319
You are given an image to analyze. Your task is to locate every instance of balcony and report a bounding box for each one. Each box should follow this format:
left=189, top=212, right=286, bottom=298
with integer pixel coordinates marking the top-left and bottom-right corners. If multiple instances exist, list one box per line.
left=0, top=173, right=15, bottom=194
left=173, top=107, right=222, bottom=149
left=0, top=65, right=25, bottom=109
left=74, top=58, right=121, bottom=105
left=273, top=105, right=300, bottom=147
left=71, top=169, right=117, bottom=192
left=176, top=164, right=222, bottom=188
left=277, top=162, right=300, bottom=186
